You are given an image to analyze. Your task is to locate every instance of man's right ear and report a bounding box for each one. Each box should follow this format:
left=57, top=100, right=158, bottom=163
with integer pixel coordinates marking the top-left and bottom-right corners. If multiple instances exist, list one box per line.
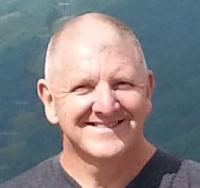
left=37, top=79, right=58, bottom=125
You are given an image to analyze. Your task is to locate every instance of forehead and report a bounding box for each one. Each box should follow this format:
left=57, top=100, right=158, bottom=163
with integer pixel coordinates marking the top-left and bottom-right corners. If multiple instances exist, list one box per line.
left=53, top=18, right=137, bottom=56
left=62, top=32, right=136, bottom=57
left=48, top=21, right=145, bottom=84
left=51, top=39, right=145, bottom=86
left=55, top=27, right=140, bottom=63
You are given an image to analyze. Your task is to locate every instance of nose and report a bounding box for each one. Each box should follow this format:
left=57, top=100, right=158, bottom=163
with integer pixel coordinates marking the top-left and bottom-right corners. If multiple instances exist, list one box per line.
left=92, top=84, right=120, bottom=115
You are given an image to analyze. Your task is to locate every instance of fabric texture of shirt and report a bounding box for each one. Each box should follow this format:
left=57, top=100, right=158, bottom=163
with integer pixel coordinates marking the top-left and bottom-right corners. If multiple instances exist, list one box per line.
left=1, top=149, right=200, bottom=188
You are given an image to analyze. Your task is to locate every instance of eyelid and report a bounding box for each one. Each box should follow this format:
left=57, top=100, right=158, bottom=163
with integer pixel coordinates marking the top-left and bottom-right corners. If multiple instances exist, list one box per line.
left=113, top=81, right=134, bottom=90
left=71, top=84, right=94, bottom=94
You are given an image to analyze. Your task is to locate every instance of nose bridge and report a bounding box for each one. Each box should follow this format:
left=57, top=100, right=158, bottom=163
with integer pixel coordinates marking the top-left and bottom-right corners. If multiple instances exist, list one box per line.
left=92, top=82, right=118, bottom=114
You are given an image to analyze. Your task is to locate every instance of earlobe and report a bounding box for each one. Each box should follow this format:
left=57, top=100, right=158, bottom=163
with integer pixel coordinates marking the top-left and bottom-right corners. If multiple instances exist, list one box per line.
left=37, top=79, right=58, bottom=124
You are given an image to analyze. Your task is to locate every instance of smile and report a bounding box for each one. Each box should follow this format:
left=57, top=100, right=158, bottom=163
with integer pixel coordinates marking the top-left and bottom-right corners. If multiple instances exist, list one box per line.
left=84, top=119, right=125, bottom=128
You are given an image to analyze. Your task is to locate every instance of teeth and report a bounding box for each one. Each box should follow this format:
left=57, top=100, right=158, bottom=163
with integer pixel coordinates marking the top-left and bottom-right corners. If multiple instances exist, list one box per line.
left=85, top=119, right=124, bottom=128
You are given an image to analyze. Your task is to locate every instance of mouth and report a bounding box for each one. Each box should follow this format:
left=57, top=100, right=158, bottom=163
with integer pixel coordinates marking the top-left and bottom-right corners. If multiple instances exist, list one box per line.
left=84, top=119, right=125, bottom=128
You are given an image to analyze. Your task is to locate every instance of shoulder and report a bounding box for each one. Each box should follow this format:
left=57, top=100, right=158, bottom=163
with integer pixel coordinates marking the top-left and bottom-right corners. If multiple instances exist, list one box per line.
left=180, top=159, right=200, bottom=187
left=0, top=155, right=60, bottom=188
left=160, top=158, right=200, bottom=188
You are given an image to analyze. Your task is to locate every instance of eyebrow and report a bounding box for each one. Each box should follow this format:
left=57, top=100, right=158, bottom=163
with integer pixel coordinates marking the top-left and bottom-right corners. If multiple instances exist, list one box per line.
left=68, top=76, right=97, bottom=86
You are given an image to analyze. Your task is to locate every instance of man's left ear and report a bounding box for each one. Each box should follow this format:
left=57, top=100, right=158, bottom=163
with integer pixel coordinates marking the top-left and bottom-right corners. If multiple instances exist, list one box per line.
left=146, top=70, right=155, bottom=99
left=37, top=79, right=59, bottom=125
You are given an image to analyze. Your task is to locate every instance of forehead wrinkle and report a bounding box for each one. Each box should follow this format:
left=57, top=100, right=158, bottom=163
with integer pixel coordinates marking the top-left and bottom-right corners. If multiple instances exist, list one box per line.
left=106, top=64, right=145, bottom=79
left=59, top=65, right=99, bottom=84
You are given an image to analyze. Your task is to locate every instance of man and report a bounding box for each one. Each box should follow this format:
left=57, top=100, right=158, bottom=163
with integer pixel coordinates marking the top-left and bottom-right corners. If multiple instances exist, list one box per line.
left=1, top=12, right=200, bottom=188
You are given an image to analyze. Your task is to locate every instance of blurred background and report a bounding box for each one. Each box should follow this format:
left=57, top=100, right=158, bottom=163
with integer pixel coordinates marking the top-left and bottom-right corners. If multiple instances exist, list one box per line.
left=0, top=0, right=200, bottom=182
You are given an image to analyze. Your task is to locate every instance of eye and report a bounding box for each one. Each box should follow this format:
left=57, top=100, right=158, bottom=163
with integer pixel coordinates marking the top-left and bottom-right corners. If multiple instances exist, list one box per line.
left=71, top=85, right=93, bottom=95
left=113, top=81, right=134, bottom=90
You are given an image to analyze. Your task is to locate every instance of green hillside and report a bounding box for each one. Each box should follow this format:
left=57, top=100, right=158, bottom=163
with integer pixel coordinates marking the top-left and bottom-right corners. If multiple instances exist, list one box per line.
left=0, top=0, right=200, bottom=182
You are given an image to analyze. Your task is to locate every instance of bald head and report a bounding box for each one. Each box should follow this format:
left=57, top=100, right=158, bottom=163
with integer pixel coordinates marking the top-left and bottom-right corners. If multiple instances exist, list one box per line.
left=44, top=12, right=147, bottom=82
left=49, top=13, right=134, bottom=54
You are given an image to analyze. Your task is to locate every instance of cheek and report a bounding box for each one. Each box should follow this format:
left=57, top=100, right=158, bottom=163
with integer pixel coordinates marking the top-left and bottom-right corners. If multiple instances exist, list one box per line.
left=117, top=91, right=151, bottom=116
left=55, top=95, right=93, bottom=123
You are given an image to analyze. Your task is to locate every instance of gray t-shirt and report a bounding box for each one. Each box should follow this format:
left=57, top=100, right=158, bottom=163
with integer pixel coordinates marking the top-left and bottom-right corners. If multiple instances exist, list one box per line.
left=1, top=150, right=200, bottom=188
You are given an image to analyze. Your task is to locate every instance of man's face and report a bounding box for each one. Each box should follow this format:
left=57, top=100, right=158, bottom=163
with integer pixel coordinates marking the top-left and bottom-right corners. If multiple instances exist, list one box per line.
left=44, top=33, right=153, bottom=159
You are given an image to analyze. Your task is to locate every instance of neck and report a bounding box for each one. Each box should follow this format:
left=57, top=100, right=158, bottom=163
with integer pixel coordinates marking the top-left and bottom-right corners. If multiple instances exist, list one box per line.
left=60, top=139, right=156, bottom=188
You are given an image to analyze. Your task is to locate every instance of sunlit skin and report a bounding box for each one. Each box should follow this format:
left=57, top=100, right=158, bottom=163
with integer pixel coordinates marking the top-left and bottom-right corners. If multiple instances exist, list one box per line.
left=37, top=13, right=156, bottom=188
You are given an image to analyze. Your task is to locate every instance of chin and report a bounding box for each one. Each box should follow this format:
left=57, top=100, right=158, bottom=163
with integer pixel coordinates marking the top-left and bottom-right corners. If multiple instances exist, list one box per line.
left=82, top=139, right=130, bottom=160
